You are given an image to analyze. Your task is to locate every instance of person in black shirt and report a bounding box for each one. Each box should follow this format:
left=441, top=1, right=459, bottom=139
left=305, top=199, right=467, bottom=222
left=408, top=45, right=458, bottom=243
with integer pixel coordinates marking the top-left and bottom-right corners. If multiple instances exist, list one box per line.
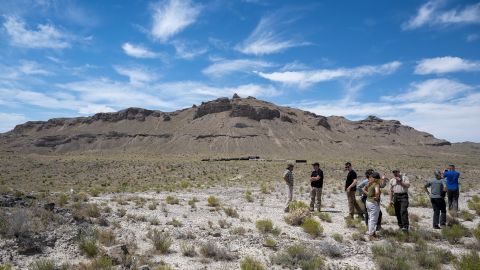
left=345, top=162, right=365, bottom=219
left=309, top=162, right=324, bottom=212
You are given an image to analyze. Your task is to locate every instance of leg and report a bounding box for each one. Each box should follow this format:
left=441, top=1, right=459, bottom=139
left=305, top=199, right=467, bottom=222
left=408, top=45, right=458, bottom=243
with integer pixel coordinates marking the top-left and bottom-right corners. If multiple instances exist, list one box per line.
left=439, top=198, right=447, bottom=226
left=351, top=191, right=364, bottom=217
left=447, top=190, right=453, bottom=210
left=431, top=198, right=440, bottom=227
left=372, top=202, right=380, bottom=233
left=285, top=185, right=293, bottom=212
left=366, top=202, right=376, bottom=235
left=347, top=191, right=355, bottom=217
left=362, top=196, right=368, bottom=226
left=393, top=195, right=403, bottom=228
left=452, top=190, right=459, bottom=212
left=309, top=188, right=316, bottom=210
left=315, top=188, right=322, bottom=211
left=400, top=195, right=409, bottom=229
left=377, top=209, right=382, bottom=229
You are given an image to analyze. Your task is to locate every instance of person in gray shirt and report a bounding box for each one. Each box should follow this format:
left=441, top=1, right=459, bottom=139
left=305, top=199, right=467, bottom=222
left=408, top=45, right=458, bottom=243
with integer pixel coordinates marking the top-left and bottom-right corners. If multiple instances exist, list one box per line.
left=424, top=171, right=447, bottom=229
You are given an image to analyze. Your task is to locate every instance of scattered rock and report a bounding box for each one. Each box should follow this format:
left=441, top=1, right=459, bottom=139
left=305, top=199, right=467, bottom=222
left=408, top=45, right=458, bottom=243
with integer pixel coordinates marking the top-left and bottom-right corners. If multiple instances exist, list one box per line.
left=138, top=266, right=151, bottom=270
left=43, top=203, right=55, bottom=211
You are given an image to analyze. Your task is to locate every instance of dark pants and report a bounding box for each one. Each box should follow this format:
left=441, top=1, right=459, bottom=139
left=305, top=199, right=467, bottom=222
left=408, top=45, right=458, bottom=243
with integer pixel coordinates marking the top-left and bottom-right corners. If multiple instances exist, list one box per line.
left=447, top=189, right=459, bottom=212
left=393, top=193, right=409, bottom=229
left=431, top=198, right=446, bottom=227
left=362, top=195, right=382, bottom=228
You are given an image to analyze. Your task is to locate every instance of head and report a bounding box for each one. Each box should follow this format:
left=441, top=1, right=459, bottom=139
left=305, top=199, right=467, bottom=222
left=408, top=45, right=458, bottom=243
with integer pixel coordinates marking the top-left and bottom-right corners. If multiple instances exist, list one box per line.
left=312, top=162, right=320, bottom=170
left=345, top=162, right=352, bottom=171
left=365, top=168, right=374, bottom=178
left=369, top=172, right=381, bottom=183
left=287, top=164, right=294, bottom=171
left=434, top=171, right=443, bottom=180
left=448, top=164, right=455, bottom=171
left=392, top=169, right=401, bottom=177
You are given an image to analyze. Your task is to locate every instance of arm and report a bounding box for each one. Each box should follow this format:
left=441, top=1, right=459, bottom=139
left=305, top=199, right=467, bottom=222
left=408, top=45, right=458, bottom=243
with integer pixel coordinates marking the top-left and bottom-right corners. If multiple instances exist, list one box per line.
left=389, top=180, right=394, bottom=203
left=424, top=182, right=431, bottom=196
left=400, top=176, right=410, bottom=188
left=347, top=179, right=357, bottom=191
left=362, top=184, right=368, bottom=195
left=374, top=186, right=380, bottom=202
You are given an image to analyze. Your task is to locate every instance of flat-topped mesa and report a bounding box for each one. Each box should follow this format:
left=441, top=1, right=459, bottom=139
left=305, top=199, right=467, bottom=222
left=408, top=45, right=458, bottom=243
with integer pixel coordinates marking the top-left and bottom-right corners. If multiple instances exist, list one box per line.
left=89, top=107, right=162, bottom=122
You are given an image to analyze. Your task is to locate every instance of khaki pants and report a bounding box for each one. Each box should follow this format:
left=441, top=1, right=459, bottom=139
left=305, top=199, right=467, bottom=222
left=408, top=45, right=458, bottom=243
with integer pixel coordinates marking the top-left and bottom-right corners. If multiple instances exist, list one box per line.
left=310, top=187, right=322, bottom=211
left=285, top=184, right=293, bottom=211
left=347, top=190, right=363, bottom=216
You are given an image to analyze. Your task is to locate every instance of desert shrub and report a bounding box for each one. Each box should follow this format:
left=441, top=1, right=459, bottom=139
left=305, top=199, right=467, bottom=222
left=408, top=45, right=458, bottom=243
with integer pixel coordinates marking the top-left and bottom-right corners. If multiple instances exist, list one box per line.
left=301, top=217, right=323, bottom=238
left=245, top=190, right=254, bottom=202
left=459, top=210, right=475, bottom=221
left=79, top=238, right=98, bottom=258
left=83, top=256, right=113, bottom=270
left=332, top=233, right=343, bottom=243
left=218, top=219, right=230, bottom=228
left=199, top=242, right=235, bottom=261
left=117, top=208, right=126, bottom=217
left=148, top=202, right=158, bottom=210
left=442, top=224, right=470, bottom=244
left=386, top=203, right=396, bottom=216
left=85, top=203, right=100, bottom=218
left=263, top=237, right=277, bottom=249
left=260, top=183, right=270, bottom=194
left=165, top=195, right=179, bottom=205
left=57, top=193, right=69, bottom=207
left=344, top=216, right=367, bottom=233
left=271, top=244, right=324, bottom=270
left=316, top=212, right=332, bottom=223
left=96, top=228, right=116, bottom=246
left=188, top=197, right=199, bottom=209
left=473, top=224, right=480, bottom=242
left=467, top=197, right=480, bottom=215
left=74, top=191, right=89, bottom=202
left=207, top=196, right=220, bottom=207
left=319, top=241, right=343, bottom=258
left=285, top=206, right=311, bottom=226
left=180, top=241, right=196, bottom=257
left=288, top=201, right=309, bottom=212
left=147, top=229, right=172, bottom=254
left=224, top=207, right=239, bottom=218
left=29, top=259, right=54, bottom=270
left=256, top=219, right=273, bottom=233
left=230, top=226, right=247, bottom=235
left=457, top=251, right=480, bottom=270
left=89, top=187, right=101, bottom=197
left=166, top=218, right=183, bottom=227
left=0, top=264, right=12, bottom=270
left=240, top=256, right=265, bottom=270
left=411, top=194, right=431, bottom=208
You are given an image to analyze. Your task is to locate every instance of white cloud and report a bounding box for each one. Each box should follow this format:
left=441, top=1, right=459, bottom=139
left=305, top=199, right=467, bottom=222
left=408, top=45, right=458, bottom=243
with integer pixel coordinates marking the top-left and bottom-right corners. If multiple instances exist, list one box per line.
left=114, top=66, right=158, bottom=85
left=151, top=0, right=201, bottom=42
left=467, top=33, right=479, bottom=42
left=235, top=12, right=310, bottom=55
left=122, top=42, right=159, bottom=58
left=2, top=16, right=71, bottom=49
left=172, top=40, right=207, bottom=59
left=0, top=112, right=27, bottom=133
left=257, top=61, right=401, bottom=88
left=202, top=59, right=274, bottom=77
left=382, top=79, right=471, bottom=102
left=18, top=61, right=51, bottom=75
left=415, top=56, right=480, bottom=74
left=403, top=1, right=480, bottom=30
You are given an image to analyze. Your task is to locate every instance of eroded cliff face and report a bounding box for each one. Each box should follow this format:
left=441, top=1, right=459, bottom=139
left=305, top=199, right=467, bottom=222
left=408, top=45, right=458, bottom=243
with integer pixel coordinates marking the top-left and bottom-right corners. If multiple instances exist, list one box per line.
left=1, top=94, right=451, bottom=156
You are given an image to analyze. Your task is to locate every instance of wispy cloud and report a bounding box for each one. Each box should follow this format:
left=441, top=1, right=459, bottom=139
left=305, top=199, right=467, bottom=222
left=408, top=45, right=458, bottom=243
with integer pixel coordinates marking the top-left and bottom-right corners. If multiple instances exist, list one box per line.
left=122, top=42, right=160, bottom=59
left=256, top=61, right=401, bottom=88
left=0, top=112, right=27, bottom=133
left=382, top=78, right=471, bottom=102
left=171, top=40, right=207, bottom=59
left=113, top=66, right=158, bottom=86
left=2, top=16, right=72, bottom=49
left=403, top=1, right=480, bottom=30
left=202, top=59, right=274, bottom=77
left=151, top=0, right=201, bottom=42
left=415, top=56, right=480, bottom=74
left=235, top=12, right=310, bottom=55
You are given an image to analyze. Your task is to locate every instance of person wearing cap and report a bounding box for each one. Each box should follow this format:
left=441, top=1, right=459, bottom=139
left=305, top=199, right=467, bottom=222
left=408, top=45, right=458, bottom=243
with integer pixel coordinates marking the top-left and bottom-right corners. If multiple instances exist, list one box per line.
left=363, top=172, right=381, bottom=240
left=444, top=164, right=460, bottom=213
left=309, top=162, right=324, bottom=212
left=389, top=169, right=410, bottom=231
left=345, top=162, right=365, bottom=219
left=283, top=163, right=295, bottom=213
left=424, top=171, right=447, bottom=229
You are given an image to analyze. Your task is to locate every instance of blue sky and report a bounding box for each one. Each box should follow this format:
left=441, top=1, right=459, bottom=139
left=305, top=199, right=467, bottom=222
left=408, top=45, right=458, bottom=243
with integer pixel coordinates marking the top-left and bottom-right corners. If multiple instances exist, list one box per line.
left=0, top=0, right=479, bottom=142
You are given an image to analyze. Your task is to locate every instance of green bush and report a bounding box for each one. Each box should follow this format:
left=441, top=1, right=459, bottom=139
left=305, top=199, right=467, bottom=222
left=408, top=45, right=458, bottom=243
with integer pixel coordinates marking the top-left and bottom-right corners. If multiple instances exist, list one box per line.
left=411, top=194, right=431, bottom=208
left=467, top=198, right=480, bottom=215
left=256, top=219, right=273, bottom=233
left=263, top=237, right=277, bottom=249
left=332, top=233, right=343, bottom=243
left=79, top=238, right=98, bottom=258
left=288, top=201, right=309, bottom=212
left=245, top=190, right=254, bottom=202
left=386, top=204, right=396, bottom=216
left=207, top=196, right=220, bottom=207
left=316, top=212, right=332, bottom=223
left=224, top=207, right=239, bottom=218
left=29, top=259, right=54, bottom=270
left=180, top=241, right=196, bottom=257
left=0, top=264, right=12, bottom=270
left=285, top=202, right=311, bottom=226
left=271, top=244, right=324, bottom=270
left=458, top=251, right=480, bottom=270
left=240, top=256, right=265, bottom=270
left=301, top=217, right=323, bottom=238
left=473, top=224, right=480, bottom=242
left=147, top=229, right=172, bottom=254
left=57, top=193, right=69, bottom=207
left=441, top=224, right=470, bottom=244
left=90, top=256, right=113, bottom=270
left=459, top=210, right=475, bottom=221
left=165, top=195, right=179, bottom=205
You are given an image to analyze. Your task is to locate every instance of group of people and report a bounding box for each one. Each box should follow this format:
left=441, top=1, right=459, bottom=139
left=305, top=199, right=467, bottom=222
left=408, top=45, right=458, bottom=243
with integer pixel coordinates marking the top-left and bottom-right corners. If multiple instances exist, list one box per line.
left=283, top=162, right=461, bottom=240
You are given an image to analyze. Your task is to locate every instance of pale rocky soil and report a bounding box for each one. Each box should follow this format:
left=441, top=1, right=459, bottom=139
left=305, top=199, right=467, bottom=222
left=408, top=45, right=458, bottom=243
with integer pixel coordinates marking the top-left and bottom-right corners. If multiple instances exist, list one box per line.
left=2, top=184, right=478, bottom=270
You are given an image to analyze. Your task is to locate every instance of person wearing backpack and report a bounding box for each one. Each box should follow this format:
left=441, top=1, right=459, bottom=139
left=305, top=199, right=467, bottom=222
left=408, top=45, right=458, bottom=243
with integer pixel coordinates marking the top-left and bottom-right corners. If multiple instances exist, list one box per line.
left=424, top=171, right=447, bottom=229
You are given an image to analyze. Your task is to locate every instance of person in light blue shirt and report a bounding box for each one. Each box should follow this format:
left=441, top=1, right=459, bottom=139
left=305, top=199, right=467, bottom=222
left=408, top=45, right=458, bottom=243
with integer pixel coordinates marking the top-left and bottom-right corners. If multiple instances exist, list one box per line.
left=444, top=164, right=460, bottom=212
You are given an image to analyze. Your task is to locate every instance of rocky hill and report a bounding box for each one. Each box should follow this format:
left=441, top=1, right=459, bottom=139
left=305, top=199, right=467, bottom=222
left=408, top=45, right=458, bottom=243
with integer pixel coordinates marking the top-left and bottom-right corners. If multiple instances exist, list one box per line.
left=0, top=95, right=455, bottom=157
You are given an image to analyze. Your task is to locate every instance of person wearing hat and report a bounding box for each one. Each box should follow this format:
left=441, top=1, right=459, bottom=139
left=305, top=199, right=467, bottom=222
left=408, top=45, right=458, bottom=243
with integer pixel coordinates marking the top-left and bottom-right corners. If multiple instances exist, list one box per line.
left=309, top=162, right=324, bottom=212
left=283, top=163, right=295, bottom=212
left=424, top=171, right=447, bottom=229
left=389, top=169, right=410, bottom=232
left=363, top=172, right=382, bottom=240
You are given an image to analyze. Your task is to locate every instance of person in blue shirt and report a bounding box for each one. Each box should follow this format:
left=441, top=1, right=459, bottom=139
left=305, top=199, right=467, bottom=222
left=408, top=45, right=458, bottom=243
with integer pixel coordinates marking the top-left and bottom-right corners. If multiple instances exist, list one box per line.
left=443, top=164, right=460, bottom=213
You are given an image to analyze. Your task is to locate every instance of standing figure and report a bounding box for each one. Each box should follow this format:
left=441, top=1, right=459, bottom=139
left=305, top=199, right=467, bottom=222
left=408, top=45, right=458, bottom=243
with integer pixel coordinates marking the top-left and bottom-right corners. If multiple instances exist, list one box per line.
left=345, top=162, right=365, bottom=219
left=309, top=162, right=324, bottom=212
left=444, top=164, right=460, bottom=213
left=389, top=169, right=410, bottom=232
left=363, top=172, right=381, bottom=240
left=284, top=163, right=295, bottom=212
left=424, top=171, right=447, bottom=229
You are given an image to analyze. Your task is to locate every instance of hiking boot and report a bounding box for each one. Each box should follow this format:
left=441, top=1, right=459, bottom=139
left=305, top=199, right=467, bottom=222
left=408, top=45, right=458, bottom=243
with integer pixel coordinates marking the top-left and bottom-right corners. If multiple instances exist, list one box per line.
left=309, top=207, right=314, bottom=212
left=284, top=207, right=289, bottom=213
left=433, top=226, right=441, bottom=229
